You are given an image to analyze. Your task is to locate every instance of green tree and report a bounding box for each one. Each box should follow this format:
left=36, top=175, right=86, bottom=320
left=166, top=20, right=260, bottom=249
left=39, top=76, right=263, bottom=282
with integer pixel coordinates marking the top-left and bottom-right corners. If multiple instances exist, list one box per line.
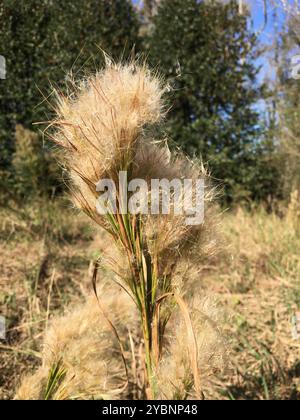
left=276, top=14, right=300, bottom=199
left=0, top=0, right=140, bottom=170
left=148, top=0, right=266, bottom=202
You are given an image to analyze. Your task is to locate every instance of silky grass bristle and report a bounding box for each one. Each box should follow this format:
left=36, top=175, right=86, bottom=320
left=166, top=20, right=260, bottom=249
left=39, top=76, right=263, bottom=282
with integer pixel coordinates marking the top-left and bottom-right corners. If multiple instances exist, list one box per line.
left=15, top=290, right=135, bottom=400
left=45, top=57, right=224, bottom=399
left=156, top=296, right=227, bottom=400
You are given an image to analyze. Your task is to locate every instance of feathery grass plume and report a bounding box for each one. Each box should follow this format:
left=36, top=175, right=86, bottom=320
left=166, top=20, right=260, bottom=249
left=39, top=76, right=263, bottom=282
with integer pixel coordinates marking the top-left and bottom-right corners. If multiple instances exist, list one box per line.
left=15, top=291, right=135, bottom=400
left=156, top=296, right=227, bottom=400
left=48, top=57, right=220, bottom=398
left=15, top=369, right=49, bottom=401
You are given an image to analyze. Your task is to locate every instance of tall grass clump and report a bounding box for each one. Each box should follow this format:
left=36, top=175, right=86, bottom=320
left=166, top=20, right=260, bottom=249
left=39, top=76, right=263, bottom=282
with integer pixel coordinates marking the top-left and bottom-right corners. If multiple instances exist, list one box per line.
left=10, top=124, right=60, bottom=200
left=45, top=58, right=225, bottom=399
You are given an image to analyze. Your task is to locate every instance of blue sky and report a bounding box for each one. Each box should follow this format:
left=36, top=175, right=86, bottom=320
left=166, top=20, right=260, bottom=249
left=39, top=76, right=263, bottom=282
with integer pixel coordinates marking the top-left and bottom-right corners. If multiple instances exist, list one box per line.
left=247, top=0, right=288, bottom=116
left=248, top=0, right=287, bottom=84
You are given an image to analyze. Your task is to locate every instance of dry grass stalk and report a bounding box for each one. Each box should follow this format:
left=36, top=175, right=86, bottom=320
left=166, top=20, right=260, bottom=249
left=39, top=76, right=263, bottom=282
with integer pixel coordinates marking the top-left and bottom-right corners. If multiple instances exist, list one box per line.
left=287, top=190, right=300, bottom=227
left=46, top=57, right=221, bottom=398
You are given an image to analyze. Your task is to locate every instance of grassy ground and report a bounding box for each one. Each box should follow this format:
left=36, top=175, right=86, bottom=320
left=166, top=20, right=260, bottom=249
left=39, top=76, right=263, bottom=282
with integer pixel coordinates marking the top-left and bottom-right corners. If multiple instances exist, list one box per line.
left=0, top=199, right=299, bottom=400
left=206, top=208, right=300, bottom=400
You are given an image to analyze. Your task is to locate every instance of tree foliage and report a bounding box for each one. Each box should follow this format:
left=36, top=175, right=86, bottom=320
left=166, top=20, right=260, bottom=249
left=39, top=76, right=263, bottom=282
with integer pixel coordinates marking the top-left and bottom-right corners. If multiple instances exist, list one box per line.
left=0, top=0, right=140, bottom=169
left=147, top=0, right=268, bottom=202
left=277, top=14, right=300, bottom=198
left=0, top=0, right=284, bottom=204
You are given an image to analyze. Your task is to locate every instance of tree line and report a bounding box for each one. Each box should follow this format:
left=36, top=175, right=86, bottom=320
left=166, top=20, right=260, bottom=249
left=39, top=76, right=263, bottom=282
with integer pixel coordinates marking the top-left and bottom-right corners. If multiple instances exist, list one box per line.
left=0, top=0, right=297, bottom=205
